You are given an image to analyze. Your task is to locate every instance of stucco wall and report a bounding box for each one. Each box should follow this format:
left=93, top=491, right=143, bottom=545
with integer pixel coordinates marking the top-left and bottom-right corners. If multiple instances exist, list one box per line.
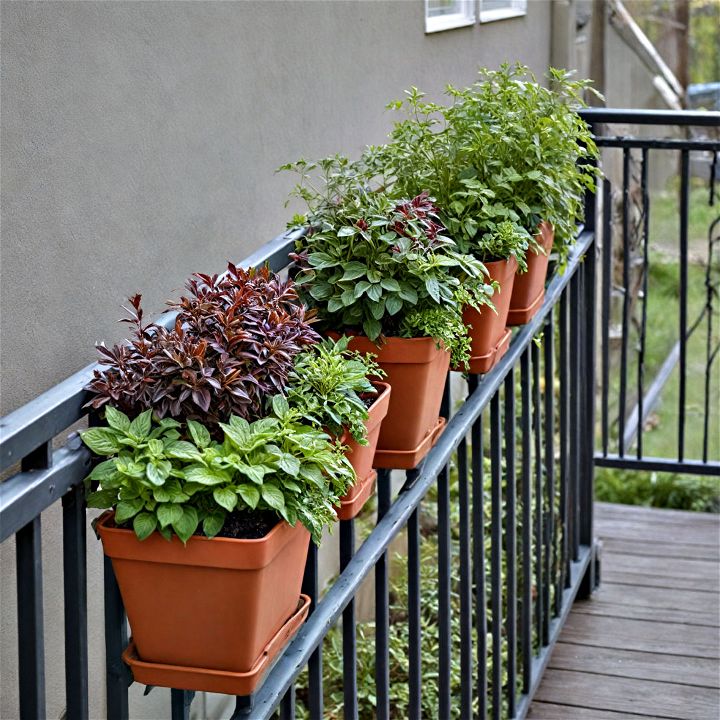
left=0, top=1, right=553, bottom=718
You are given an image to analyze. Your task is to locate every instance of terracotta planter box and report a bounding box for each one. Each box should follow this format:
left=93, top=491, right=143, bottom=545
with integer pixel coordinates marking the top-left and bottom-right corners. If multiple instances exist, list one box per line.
left=454, top=257, right=517, bottom=375
left=97, top=511, right=310, bottom=675
left=508, top=220, right=555, bottom=325
left=337, top=335, right=450, bottom=468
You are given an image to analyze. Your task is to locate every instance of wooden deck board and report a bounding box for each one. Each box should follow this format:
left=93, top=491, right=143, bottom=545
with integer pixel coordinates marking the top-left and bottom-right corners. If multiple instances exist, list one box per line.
left=529, top=502, right=720, bottom=719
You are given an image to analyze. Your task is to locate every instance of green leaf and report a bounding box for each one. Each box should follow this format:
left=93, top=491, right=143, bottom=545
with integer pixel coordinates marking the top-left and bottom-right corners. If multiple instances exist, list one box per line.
left=337, top=226, right=357, bottom=237
left=85, top=488, right=117, bottom=509
left=172, top=507, right=199, bottom=544
left=203, top=512, right=225, bottom=538
left=327, top=296, right=344, bottom=313
left=187, top=420, right=211, bottom=449
left=157, top=503, right=183, bottom=528
left=425, top=277, right=440, bottom=303
left=261, top=484, right=286, bottom=511
left=165, top=440, right=203, bottom=461
left=341, top=262, right=367, bottom=281
left=272, top=394, right=290, bottom=419
left=367, top=283, right=382, bottom=301
left=277, top=454, right=300, bottom=477
left=309, top=282, right=333, bottom=300
left=104, top=406, right=130, bottom=432
left=81, top=428, right=120, bottom=456
left=213, top=487, right=238, bottom=512
left=237, top=483, right=260, bottom=509
left=354, top=280, right=371, bottom=298
left=238, top=463, right=266, bottom=485
left=184, top=466, right=230, bottom=486
left=300, top=465, right=325, bottom=487
left=115, top=498, right=144, bottom=523
left=398, top=285, right=418, bottom=304
left=340, top=287, right=356, bottom=306
left=147, top=439, right=164, bottom=457
left=380, top=278, right=400, bottom=292
left=89, top=458, right=120, bottom=482
left=129, top=410, right=153, bottom=439
left=308, top=251, right=335, bottom=269
left=363, top=316, right=381, bottom=341
left=146, top=460, right=171, bottom=486
left=133, top=512, right=157, bottom=541
left=386, top=295, right=403, bottom=315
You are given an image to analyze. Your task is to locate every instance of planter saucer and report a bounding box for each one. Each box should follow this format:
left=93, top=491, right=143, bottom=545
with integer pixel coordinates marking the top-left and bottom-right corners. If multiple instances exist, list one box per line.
left=373, top=417, right=446, bottom=470
left=122, top=594, right=311, bottom=697
left=458, top=328, right=512, bottom=375
left=337, top=470, right=377, bottom=521
left=507, top=288, right=545, bottom=326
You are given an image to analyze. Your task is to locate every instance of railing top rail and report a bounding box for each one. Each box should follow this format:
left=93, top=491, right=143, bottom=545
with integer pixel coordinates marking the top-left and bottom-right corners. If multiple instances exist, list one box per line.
left=0, top=227, right=303, bottom=473
left=579, top=107, right=720, bottom=127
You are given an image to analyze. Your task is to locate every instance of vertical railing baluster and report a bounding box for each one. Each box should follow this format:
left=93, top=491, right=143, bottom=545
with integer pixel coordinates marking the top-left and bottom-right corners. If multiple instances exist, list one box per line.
left=469, top=374, right=488, bottom=720
left=375, top=468, right=392, bottom=720
left=679, top=148, right=690, bottom=462
left=637, top=148, right=650, bottom=459
left=279, top=685, right=296, bottom=720
left=407, top=482, right=422, bottom=720
left=520, top=349, right=533, bottom=695
left=16, top=515, right=46, bottom=720
left=104, top=556, right=129, bottom=720
left=569, top=272, right=581, bottom=562
left=601, top=178, right=612, bottom=457
left=301, top=543, right=323, bottom=720
left=531, top=341, right=545, bottom=646
left=619, top=147, right=632, bottom=457
left=489, top=391, right=503, bottom=720
left=558, top=291, right=571, bottom=597
left=170, top=689, right=193, bottom=720
left=457, top=433, right=473, bottom=719
left=543, top=309, right=555, bottom=640
left=503, top=370, right=517, bottom=717
left=63, top=483, right=89, bottom=720
left=340, top=519, right=358, bottom=720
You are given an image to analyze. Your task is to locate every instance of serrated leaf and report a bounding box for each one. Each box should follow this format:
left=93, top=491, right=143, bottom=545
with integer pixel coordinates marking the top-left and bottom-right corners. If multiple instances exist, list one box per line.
left=213, top=487, right=238, bottom=512
left=81, top=428, right=121, bottom=456
left=115, top=498, right=144, bottom=523
left=146, top=460, right=171, bottom=486
left=165, top=440, right=203, bottom=461
left=157, top=503, right=183, bottom=528
left=172, top=507, right=199, bottom=544
left=133, top=512, right=157, bottom=541
left=184, top=466, right=230, bottom=486
left=187, top=420, right=211, bottom=449
left=261, top=484, right=285, bottom=511
left=277, top=454, right=300, bottom=477
left=104, top=406, right=130, bottom=432
left=237, top=483, right=260, bottom=509
left=129, top=410, right=152, bottom=439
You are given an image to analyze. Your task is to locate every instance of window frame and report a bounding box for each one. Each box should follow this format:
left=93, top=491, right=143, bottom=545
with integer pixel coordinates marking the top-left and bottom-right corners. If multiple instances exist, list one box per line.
left=478, top=0, right=528, bottom=24
left=424, top=0, right=476, bottom=34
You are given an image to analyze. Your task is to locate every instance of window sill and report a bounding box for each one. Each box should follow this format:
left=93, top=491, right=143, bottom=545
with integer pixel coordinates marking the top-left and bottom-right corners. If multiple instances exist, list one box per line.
left=479, top=8, right=526, bottom=23
left=425, top=14, right=476, bottom=34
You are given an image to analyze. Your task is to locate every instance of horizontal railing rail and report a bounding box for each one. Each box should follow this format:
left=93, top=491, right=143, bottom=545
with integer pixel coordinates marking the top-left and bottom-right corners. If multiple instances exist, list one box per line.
left=1, top=108, right=715, bottom=720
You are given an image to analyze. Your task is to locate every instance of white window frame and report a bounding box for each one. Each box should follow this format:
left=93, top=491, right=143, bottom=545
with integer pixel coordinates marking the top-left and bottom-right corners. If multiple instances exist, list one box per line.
left=425, top=0, right=475, bottom=34
left=479, top=0, right=527, bottom=24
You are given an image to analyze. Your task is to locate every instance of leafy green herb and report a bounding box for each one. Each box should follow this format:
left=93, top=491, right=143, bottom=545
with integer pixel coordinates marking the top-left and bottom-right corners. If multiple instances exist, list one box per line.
left=82, top=407, right=353, bottom=545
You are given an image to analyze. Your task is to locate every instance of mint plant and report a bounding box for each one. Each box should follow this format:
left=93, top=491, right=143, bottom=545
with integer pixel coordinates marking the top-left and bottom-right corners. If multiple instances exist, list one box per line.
left=286, top=336, right=383, bottom=443
left=281, top=156, right=495, bottom=367
left=82, top=402, right=354, bottom=544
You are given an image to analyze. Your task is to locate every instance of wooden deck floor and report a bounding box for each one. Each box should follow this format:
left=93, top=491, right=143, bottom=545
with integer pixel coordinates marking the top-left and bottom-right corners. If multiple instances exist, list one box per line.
left=528, top=502, right=720, bottom=720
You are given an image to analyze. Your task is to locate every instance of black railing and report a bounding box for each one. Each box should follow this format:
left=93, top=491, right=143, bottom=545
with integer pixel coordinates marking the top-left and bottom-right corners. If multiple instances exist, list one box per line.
left=0, top=108, right=717, bottom=720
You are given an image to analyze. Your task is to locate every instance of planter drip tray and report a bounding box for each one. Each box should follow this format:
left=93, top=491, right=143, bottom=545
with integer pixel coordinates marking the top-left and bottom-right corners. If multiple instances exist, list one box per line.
left=373, top=417, right=446, bottom=470
left=122, top=594, right=311, bottom=697
left=507, top=289, right=545, bottom=326
left=456, top=328, right=512, bottom=375
left=337, top=470, right=377, bottom=521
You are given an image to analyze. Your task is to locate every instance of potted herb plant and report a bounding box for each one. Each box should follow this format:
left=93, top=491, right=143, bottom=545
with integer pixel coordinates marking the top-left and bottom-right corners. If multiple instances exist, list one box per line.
left=81, top=266, right=371, bottom=695
left=285, top=336, right=391, bottom=518
left=280, top=156, right=492, bottom=466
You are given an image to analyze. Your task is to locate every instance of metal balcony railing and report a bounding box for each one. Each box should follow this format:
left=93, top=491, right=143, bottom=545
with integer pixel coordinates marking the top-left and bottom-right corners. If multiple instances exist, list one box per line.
left=0, top=108, right=718, bottom=720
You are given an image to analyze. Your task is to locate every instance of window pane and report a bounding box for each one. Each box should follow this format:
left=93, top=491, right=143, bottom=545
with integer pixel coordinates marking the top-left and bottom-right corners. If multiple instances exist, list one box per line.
left=428, top=0, right=464, bottom=18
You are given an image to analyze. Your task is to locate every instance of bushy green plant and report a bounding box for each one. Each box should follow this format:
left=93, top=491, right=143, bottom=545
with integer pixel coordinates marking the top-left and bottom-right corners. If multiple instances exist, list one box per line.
left=286, top=336, right=384, bottom=443
left=281, top=156, right=495, bottom=367
left=385, top=65, right=600, bottom=268
left=82, top=400, right=354, bottom=544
